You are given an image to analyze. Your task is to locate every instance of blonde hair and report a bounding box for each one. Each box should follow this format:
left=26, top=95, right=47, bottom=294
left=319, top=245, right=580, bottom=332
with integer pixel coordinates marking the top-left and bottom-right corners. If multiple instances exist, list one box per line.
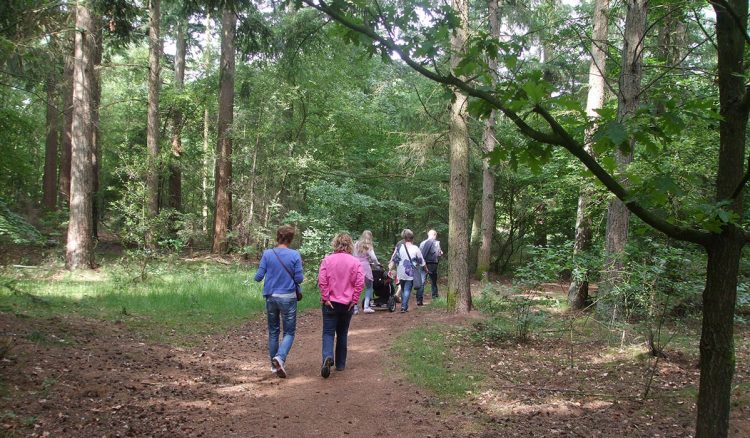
left=331, top=233, right=354, bottom=254
left=354, top=230, right=373, bottom=254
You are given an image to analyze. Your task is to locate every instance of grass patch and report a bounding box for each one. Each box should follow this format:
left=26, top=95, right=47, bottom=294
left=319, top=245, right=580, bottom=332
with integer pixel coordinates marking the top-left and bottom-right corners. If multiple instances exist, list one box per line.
left=391, top=326, right=480, bottom=398
left=1, top=260, right=321, bottom=344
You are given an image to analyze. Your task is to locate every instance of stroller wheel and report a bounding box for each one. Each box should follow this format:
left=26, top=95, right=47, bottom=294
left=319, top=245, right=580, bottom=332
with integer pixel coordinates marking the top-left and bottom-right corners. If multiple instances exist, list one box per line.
left=387, top=295, right=396, bottom=312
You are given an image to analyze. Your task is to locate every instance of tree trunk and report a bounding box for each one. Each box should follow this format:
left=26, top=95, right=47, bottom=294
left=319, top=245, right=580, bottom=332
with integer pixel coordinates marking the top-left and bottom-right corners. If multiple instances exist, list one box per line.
left=477, top=0, right=501, bottom=279
left=446, top=0, right=471, bottom=313
left=212, top=5, right=236, bottom=254
left=169, top=17, right=186, bottom=212
left=91, top=23, right=102, bottom=240
left=145, top=0, right=161, bottom=248
left=596, top=0, right=646, bottom=321
left=66, top=1, right=96, bottom=270
left=695, top=3, right=748, bottom=436
left=60, top=51, right=74, bottom=204
left=469, top=199, right=482, bottom=274
left=42, top=73, right=59, bottom=211
left=568, top=0, right=609, bottom=309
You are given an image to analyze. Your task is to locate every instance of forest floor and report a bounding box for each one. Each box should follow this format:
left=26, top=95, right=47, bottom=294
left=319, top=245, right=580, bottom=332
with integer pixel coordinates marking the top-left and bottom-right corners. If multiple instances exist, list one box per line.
left=1, top=268, right=750, bottom=437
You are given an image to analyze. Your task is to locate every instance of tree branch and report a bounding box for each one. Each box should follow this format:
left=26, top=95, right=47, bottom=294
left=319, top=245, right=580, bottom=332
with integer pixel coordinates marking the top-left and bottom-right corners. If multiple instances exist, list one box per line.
left=300, top=0, right=713, bottom=247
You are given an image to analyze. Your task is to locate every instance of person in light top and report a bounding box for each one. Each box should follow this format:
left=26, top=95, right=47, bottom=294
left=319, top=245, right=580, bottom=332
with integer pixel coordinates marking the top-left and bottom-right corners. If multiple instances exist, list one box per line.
left=353, top=230, right=379, bottom=314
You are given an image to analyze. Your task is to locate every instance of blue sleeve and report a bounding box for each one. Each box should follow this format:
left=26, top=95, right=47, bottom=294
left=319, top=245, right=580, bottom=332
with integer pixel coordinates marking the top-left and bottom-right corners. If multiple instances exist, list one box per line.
left=254, top=251, right=267, bottom=282
left=293, top=253, right=304, bottom=284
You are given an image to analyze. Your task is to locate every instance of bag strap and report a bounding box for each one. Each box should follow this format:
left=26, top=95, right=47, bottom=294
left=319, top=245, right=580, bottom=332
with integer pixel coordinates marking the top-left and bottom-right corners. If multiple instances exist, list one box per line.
left=271, top=248, right=298, bottom=286
left=403, top=243, right=413, bottom=262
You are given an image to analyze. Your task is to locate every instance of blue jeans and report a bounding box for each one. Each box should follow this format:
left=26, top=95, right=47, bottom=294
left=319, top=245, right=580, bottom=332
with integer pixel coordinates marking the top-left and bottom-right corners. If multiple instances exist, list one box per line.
left=363, top=279, right=373, bottom=308
left=322, top=302, right=354, bottom=369
left=266, top=295, right=297, bottom=366
left=401, top=280, right=414, bottom=311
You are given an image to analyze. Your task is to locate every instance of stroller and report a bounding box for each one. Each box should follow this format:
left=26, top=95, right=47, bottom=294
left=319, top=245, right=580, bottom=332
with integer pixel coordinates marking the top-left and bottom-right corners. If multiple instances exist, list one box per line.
left=370, top=263, right=397, bottom=312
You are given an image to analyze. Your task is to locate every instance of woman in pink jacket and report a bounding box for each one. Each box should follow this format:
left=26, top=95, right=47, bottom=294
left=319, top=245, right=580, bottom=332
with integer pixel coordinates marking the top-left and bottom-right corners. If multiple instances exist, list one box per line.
left=318, top=233, right=364, bottom=378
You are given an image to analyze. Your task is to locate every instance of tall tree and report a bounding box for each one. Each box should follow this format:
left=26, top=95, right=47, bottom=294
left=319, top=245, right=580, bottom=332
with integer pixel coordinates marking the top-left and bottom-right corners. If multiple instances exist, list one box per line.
left=567, top=0, right=609, bottom=309
left=66, top=0, right=96, bottom=270
left=145, top=0, right=161, bottom=248
left=42, top=71, right=59, bottom=211
left=212, top=3, right=236, bottom=253
left=59, top=50, right=74, bottom=204
left=446, top=0, right=472, bottom=312
left=169, top=15, right=187, bottom=212
left=596, top=0, right=647, bottom=321
left=476, top=0, right=502, bottom=278
left=91, top=22, right=102, bottom=239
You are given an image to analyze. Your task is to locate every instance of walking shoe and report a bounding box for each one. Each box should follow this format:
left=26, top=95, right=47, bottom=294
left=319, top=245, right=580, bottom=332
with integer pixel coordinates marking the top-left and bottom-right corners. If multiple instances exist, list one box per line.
left=321, top=357, right=334, bottom=379
left=353, top=304, right=359, bottom=315
left=417, top=300, right=423, bottom=306
left=363, top=307, right=375, bottom=314
left=272, top=356, right=287, bottom=378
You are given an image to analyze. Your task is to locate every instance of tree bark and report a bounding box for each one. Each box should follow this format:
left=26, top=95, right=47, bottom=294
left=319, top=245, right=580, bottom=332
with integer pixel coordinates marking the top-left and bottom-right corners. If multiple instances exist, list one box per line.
left=60, top=50, right=74, bottom=204
left=42, top=73, right=59, bottom=211
left=568, top=0, right=609, bottom=309
left=469, top=199, right=482, bottom=274
left=169, top=16, right=186, bottom=212
left=66, top=0, right=96, bottom=270
left=91, top=22, right=102, bottom=240
left=477, top=0, right=501, bottom=279
left=212, top=5, right=236, bottom=254
left=145, top=0, right=161, bottom=248
left=695, top=3, right=748, bottom=436
left=596, top=0, right=646, bottom=321
left=446, top=0, right=471, bottom=313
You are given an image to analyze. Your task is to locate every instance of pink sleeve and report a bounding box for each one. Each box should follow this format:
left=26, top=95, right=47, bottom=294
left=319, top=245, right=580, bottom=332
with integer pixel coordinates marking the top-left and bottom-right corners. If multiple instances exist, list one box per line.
left=318, top=258, right=330, bottom=303
left=351, top=262, right=365, bottom=304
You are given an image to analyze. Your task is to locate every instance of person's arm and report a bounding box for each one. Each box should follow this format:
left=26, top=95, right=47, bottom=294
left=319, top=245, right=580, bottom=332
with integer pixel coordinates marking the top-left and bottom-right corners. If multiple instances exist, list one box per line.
left=435, top=241, right=443, bottom=257
left=415, top=248, right=426, bottom=267
left=318, top=258, right=330, bottom=303
left=293, top=253, right=304, bottom=284
left=254, top=251, right=267, bottom=282
left=368, top=247, right=379, bottom=265
left=351, top=262, right=365, bottom=307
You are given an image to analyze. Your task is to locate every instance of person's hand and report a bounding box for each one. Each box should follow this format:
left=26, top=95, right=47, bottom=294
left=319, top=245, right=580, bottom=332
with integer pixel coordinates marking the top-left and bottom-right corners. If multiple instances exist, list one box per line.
left=348, top=302, right=355, bottom=311
left=325, top=300, right=334, bottom=309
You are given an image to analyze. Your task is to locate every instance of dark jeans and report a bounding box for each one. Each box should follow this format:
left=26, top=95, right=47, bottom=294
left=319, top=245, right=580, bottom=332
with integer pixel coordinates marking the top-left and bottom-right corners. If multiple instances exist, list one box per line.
left=426, top=263, right=439, bottom=298
left=322, top=302, right=354, bottom=370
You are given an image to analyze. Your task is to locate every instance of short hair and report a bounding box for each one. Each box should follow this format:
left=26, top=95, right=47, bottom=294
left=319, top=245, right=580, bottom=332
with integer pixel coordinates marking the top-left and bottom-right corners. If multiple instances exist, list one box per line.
left=276, top=225, right=295, bottom=245
left=331, top=233, right=354, bottom=254
left=401, top=228, right=414, bottom=242
left=428, top=229, right=437, bottom=239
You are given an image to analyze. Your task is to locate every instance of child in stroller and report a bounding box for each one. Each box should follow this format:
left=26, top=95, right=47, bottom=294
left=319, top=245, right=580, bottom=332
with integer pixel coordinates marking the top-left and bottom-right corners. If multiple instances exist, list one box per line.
left=368, top=263, right=398, bottom=312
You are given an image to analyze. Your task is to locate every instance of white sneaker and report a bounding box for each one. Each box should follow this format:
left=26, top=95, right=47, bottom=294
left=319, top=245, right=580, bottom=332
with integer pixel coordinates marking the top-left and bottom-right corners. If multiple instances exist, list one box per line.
left=363, top=307, right=375, bottom=314
left=272, top=356, right=287, bottom=378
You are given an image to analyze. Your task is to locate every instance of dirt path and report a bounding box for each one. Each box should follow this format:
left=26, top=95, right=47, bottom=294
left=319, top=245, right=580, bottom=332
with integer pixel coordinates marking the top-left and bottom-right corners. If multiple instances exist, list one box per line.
left=0, top=301, right=476, bottom=437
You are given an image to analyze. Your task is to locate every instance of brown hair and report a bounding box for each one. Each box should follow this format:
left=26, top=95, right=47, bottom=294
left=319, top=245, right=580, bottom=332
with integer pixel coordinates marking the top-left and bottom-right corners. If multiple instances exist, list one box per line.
left=276, top=225, right=295, bottom=245
left=331, top=233, right=354, bottom=254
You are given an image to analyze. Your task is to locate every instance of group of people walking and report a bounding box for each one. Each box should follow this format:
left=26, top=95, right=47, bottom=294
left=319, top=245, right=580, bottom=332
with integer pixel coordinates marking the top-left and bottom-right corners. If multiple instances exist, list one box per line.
left=254, top=225, right=442, bottom=379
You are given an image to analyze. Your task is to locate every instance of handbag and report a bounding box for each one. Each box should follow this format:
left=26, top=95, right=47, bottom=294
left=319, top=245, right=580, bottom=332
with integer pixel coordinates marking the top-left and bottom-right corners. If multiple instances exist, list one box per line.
left=271, top=248, right=303, bottom=301
left=403, top=244, right=424, bottom=289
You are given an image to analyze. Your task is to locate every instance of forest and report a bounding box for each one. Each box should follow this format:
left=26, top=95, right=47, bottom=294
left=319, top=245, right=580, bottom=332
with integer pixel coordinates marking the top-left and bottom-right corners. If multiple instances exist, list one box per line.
left=1, top=0, right=749, bottom=436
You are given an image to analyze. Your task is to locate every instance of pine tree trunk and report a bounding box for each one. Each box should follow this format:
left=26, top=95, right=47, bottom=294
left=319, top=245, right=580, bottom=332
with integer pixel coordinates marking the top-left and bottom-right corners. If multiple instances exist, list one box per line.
left=66, top=1, right=96, bottom=270
left=202, top=14, right=212, bottom=234
left=169, top=17, right=186, bottom=212
left=91, top=23, right=102, bottom=240
left=568, top=0, right=609, bottom=309
left=695, top=3, right=748, bottom=436
left=597, top=0, right=647, bottom=321
left=477, top=0, right=501, bottom=278
left=60, top=50, right=74, bottom=204
left=145, top=0, right=161, bottom=248
left=42, top=73, right=59, bottom=211
left=447, top=0, right=471, bottom=313
left=212, top=5, right=236, bottom=254
left=469, top=199, right=482, bottom=274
